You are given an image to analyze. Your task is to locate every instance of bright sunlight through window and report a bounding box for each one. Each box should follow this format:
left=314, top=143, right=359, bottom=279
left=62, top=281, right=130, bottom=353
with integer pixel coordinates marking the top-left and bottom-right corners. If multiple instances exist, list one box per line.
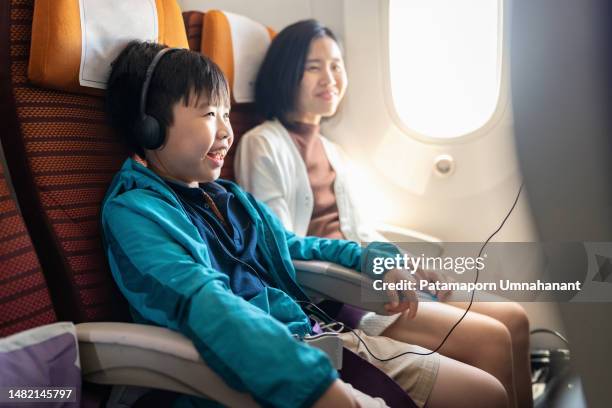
left=389, top=0, right=502, bottom=139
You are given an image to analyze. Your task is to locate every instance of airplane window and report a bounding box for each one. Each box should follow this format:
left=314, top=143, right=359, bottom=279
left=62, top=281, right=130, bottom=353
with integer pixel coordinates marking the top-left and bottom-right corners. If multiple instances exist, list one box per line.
left=388, top=0, right=502, bottom=139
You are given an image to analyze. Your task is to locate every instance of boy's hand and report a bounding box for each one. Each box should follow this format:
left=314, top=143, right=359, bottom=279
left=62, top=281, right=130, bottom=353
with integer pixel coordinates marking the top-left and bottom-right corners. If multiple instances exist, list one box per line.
left=382, top=268, right=419, bottom=318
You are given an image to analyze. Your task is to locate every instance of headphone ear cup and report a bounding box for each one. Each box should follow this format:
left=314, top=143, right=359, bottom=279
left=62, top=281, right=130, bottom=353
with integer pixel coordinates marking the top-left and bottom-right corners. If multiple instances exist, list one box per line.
left=135, top=115, right=165, bottom=150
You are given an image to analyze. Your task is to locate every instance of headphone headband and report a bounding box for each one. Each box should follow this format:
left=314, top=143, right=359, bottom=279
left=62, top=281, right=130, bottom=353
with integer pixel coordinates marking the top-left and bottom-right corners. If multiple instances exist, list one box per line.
left=133, top=46, right=182, bottom=151
left=139, top=47, right=181, bottom=119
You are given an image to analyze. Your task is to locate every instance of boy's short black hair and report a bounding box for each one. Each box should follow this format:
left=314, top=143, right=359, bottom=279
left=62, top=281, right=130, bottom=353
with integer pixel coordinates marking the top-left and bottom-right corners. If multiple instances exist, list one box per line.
left=254, top=19, right=339, bottom=126
left=106, top=41, right=230, bottom=157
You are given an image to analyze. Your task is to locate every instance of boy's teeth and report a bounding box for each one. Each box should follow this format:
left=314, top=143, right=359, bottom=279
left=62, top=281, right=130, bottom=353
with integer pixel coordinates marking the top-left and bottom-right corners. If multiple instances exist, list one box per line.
left=208, top=148, right=226, bottom=160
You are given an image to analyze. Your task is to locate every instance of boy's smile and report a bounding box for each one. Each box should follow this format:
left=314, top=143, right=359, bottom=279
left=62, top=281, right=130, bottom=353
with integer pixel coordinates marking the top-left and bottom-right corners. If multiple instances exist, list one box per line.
left=205, top=145, right=228, bottom=168
left=145, top=95, right=233, bottom=187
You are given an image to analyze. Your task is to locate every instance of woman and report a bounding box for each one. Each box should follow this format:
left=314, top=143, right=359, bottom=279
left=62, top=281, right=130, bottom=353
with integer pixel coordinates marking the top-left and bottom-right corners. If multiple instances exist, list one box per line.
left=235, top=19, right=533, bottom=408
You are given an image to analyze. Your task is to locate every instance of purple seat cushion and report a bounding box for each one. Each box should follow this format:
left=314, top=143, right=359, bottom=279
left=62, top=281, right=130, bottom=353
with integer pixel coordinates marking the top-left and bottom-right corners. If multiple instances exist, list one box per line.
left=0, top=322, right=81, bottom=407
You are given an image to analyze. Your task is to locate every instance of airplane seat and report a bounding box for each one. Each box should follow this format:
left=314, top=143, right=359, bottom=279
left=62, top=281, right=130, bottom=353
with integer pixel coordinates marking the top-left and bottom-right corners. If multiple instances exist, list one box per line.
left=0, top=10, right=113, bottom=399
left=0, top=0, right=132, bottom=324
left=185, top=10, right=270, bottom=181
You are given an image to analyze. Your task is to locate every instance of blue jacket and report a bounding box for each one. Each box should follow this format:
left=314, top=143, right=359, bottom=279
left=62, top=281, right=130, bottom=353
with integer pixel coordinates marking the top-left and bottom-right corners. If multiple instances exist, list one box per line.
left=100, top=158, right=366, bottom=407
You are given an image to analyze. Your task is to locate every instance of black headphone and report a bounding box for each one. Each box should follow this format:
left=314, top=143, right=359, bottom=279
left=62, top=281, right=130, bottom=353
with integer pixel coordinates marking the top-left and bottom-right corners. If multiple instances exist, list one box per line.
left=134, top=47, right=181, bottom=150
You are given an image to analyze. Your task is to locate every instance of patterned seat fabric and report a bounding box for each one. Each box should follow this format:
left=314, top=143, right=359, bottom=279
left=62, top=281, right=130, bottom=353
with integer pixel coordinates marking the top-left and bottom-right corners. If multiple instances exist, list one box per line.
left=0, top=151, right=57, bottom=337
left=0, top=0, right=130, bottom=323
left=183, top=11, right=204, bottom=52
left=183, top=11, right=266, bottom=181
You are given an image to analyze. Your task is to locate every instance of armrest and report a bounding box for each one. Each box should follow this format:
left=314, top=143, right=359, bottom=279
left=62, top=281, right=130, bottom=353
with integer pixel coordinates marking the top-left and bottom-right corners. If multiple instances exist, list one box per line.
left=76, top=322, right=258, bottom=407
left=376, top=223, right=443, bottom=257
left=293, top=260, right=389, bottom=315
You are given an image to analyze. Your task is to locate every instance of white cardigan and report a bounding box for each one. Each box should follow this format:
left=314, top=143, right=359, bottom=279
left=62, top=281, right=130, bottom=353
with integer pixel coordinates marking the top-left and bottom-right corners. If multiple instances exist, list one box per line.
left=236, top=120, right=404, bottom=336
left=234, top=119, right=384, bottom=243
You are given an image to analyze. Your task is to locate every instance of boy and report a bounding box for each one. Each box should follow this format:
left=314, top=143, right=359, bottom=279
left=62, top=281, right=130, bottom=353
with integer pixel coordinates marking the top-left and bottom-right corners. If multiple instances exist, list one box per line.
left=102, top=41, right=467, bottom=408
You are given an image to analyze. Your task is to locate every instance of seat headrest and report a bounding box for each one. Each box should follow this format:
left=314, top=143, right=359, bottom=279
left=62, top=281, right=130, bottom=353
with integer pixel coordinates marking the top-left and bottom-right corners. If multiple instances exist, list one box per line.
left=202, top=10, right=275, bottom=103
left=28, top=0, right=188, bottom=95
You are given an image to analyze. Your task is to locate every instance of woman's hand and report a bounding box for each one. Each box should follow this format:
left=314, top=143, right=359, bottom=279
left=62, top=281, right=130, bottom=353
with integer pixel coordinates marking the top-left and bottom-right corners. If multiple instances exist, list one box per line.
left=382, top=268, right=419, bottom=318
left=414, top=268, right=454, bottom=301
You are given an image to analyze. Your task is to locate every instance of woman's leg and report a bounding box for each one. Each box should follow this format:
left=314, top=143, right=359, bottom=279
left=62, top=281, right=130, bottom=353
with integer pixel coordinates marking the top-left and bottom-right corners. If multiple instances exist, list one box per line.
left=448, top=301, right=532, bottom=408
left=426, top=355, right=509, bottom=408
left=381, top=302, right=517, bottom=408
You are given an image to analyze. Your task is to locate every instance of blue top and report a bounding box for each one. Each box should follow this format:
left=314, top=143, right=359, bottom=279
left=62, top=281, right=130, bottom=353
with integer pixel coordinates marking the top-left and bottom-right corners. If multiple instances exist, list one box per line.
left=100, top=158, right=381, bottom=408
left=167, top=180, right=270, bottom=300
